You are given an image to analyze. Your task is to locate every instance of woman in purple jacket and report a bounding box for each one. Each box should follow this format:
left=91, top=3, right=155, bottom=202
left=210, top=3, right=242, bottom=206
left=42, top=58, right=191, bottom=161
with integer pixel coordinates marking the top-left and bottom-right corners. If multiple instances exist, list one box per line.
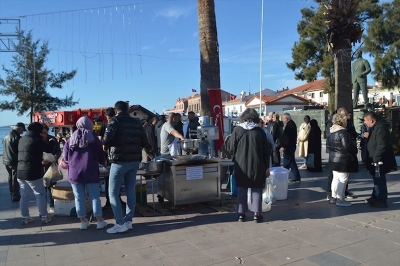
left=63, top=116, right=108, bottom=230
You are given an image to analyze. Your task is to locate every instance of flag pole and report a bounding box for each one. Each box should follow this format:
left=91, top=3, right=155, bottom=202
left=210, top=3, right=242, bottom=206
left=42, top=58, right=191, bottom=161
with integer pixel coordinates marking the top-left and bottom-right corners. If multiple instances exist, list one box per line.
left=259, top=0, right=264, bottom=116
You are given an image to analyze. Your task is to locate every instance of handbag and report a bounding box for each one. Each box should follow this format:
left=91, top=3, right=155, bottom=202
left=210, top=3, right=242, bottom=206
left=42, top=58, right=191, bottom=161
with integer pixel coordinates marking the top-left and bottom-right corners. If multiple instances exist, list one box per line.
left=306, top=153, right=315, bottom=168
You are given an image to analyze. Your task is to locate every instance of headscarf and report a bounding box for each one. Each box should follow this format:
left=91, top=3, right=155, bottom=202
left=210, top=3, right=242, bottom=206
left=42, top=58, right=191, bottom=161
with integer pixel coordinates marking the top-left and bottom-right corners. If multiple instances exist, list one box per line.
left=69, top=116, right=95, bottom=149
left=310, top=119, right=321, bottom=133
left=238, top=121, right=258, bottom=130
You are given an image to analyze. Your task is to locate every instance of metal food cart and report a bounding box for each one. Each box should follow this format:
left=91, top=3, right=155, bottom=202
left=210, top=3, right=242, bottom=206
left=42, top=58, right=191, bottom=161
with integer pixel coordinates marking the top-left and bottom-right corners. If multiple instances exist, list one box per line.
left=157, top=155, right=221, bottom=207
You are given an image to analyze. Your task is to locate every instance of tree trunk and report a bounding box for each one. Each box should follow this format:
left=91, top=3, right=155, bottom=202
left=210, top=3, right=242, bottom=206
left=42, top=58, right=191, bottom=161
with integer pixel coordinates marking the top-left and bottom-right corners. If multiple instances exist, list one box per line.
left=334, top=40, right=353, bottom=112
left=197, top=0, right=220, bottom=117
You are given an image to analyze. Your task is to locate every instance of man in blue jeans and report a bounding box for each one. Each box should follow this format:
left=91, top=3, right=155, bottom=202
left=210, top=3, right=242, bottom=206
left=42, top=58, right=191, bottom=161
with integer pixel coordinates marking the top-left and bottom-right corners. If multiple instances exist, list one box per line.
left=103, top=101, right=150, bottom=233
left=279, top=113, right=301, bottom=182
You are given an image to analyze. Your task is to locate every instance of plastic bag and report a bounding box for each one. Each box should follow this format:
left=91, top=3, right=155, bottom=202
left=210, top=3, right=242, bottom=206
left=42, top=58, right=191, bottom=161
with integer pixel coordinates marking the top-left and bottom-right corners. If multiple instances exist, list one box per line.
left=43, top=152, right=55, bottom=163
left=262, top=178, right=276, bottom=205
left=247, top=186, right=273, bottom=213
left=43, top=163, right=63, bottom=187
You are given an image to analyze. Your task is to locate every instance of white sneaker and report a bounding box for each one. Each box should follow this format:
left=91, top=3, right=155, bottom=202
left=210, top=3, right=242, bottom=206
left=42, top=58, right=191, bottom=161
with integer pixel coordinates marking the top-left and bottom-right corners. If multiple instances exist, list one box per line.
left=41, top=215, right=52, bottom=224
left=299, top=164, right=307, bottom=169
left=125, top=221, right=133, bottom=230
left=336, top=199, right=352, bottom=207
left=329, top=198, right=337, bottom=204
left=80, top=220, right=90, bottom=230
left=49, top=207, right=54, bottom=214
left=106, top=223, right=129, bottom=234
left=96, top=220, right=108, bottom=230
left=21, top=216, right=34, bottom=225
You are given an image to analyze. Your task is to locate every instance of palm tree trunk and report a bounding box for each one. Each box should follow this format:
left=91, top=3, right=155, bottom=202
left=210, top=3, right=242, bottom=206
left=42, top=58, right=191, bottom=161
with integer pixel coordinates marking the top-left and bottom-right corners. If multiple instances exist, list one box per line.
left=334, top=40, right=353, bottom=112
left=197, top=0, right=220, bottom=117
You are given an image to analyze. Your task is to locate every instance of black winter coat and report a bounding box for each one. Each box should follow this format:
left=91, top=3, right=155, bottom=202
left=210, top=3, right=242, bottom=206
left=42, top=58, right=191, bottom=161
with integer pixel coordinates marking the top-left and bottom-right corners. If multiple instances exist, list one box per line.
left=2, top=130, right=21, bottom=166
left=279, top=120, right=297, bottom=152
left=17, top=131, right=54, bottom=181
left=103, top=111, right=149, bottom=162
left=326, top=115, right=357, bottom=153
left=271, top=120, right=283, bottom=144
left=366, top=119, right=397, bottom=174
left=327, top=128, right=358, bottom=173
left=227, top=126, right=271, bottom=188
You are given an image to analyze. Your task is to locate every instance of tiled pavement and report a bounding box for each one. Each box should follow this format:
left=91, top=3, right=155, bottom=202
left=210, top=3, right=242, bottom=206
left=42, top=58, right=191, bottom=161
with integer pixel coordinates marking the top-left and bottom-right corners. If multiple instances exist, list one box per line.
left=1, top=154, right=400, bottom=266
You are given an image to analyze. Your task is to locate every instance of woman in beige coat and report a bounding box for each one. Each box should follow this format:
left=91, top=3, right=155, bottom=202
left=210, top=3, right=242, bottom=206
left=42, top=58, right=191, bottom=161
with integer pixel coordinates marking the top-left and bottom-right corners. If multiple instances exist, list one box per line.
left=298, top=115, right=311, bottom=169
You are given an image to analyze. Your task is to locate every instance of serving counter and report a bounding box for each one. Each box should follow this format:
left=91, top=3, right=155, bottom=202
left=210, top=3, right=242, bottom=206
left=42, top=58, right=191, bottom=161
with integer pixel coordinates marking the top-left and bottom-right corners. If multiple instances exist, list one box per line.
left=157, top=156, right=221, bottom=207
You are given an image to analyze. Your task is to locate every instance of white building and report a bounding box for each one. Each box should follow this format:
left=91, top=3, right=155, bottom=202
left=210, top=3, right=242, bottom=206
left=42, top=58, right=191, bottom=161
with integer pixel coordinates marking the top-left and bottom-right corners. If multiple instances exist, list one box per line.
left=281, top=79, right=328, bottom=106
left=245, top=94, right=311, bottom=114
left=223, top=88, right=282, bottom=116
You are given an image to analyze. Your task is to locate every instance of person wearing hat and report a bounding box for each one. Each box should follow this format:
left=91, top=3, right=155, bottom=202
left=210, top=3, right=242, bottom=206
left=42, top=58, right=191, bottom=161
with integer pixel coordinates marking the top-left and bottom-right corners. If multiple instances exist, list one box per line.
left=17, top=122, right=55, bottom=225
left=2, top=122, right=26, bottom=202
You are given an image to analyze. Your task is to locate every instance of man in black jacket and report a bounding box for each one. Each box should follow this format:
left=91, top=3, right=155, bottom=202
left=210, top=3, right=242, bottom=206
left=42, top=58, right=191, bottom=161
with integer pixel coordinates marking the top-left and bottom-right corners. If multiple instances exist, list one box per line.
left=98, top=107, right=125, bottom=209
left=103, top=101, right=150, bottom=234
left=184, top=111, right=200, bottom=139
left=279, top=113, right=301, bottom=182
left=271, top=114, right=283, bottom=166
left=363, top=112, right=397, bottom=208
left=17, top=122, right=54, bottom=224
left=3, top=122, right=26, bottom=202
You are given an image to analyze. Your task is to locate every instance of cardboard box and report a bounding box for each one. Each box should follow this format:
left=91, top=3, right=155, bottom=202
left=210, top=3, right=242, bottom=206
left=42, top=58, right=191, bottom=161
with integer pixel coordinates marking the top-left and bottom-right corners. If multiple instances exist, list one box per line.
left=54, top=198, right=92, bottom=216
left=52, top=186, right=74, bottom=200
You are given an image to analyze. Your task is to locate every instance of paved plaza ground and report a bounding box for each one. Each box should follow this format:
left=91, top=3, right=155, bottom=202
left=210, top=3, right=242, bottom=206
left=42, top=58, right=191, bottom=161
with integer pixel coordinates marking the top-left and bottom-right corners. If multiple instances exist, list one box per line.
left=0, top=151, right=399, bottom=266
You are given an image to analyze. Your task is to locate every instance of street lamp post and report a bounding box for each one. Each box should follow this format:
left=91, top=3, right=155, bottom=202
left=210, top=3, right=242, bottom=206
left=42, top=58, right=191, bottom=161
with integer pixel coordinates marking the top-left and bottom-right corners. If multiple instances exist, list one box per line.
left=259, top=0, right=264, bottom=116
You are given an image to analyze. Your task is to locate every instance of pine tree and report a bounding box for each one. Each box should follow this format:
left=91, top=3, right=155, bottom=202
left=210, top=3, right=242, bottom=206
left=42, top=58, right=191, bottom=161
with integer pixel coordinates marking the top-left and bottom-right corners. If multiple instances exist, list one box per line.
left=0, top=30, right=78, bottom=122
left=286, top=4, right=336, bottom=113
left=364, top=0, right=400, bottom=88
left=287, top=0, right=381, bottom=113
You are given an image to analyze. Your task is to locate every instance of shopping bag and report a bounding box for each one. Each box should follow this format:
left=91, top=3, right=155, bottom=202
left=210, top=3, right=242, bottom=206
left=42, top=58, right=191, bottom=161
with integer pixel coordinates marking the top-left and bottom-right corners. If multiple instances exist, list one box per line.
left=306, top=153, right=315, bottom=168
left=262, top=178, right=276, bottom=205
left=43, top=152, right=56, bottom=163
left=247, top=186, right=273, bottom=213
left=43, top=162, right=63, bottom=186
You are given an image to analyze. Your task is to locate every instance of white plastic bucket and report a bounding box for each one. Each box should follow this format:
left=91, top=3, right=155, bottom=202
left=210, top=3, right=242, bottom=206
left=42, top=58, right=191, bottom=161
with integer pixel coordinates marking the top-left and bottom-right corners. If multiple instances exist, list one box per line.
left=269, top=167, right=290, bottom=200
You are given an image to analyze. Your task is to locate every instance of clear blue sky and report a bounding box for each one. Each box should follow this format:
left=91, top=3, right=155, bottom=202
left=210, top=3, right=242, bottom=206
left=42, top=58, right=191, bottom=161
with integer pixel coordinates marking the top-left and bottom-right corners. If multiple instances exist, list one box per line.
left=0, top=0, right=346, bottom=126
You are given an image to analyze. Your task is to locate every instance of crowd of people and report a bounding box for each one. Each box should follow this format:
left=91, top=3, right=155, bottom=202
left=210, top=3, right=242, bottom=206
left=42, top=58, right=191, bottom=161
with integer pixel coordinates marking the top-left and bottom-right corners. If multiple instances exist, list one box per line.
left=225, top=107, right=396, bottom=222
left=2, top=102, right=397, bottom=229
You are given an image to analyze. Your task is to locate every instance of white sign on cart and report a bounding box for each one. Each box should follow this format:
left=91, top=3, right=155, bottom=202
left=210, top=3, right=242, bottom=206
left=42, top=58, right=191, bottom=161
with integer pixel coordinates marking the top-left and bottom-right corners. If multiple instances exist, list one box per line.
left=186, top=166, right=203, bottom=180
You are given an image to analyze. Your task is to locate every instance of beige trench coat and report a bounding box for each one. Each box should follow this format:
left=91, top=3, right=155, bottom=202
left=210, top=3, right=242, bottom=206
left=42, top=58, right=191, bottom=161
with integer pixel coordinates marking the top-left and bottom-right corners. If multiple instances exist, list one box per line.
left=298, top=122, right=311, bottom=158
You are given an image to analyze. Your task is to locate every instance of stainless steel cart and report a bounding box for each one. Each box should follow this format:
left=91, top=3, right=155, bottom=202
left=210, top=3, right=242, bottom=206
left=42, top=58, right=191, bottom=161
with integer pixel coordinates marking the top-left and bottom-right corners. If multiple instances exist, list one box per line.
left=157, top=156, right=221, bottom=207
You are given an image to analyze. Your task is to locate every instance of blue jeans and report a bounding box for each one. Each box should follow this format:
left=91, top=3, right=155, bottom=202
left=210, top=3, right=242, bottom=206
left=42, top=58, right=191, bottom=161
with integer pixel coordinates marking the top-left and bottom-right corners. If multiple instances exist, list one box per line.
left=18, top=178, right=48, bottom=217
left=109, top=161, right=139, bottom=225
left=282, top=150, right=301, bottom=180
left=71, top=183, right=102, bottom=218
left=46, top=182, right=56, bottom=207
left=369, top=169, right=388, bottom=202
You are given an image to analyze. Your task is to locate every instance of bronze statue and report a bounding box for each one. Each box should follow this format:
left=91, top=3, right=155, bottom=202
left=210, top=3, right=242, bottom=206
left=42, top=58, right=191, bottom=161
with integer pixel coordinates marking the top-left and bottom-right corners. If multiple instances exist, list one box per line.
left=352, top=50, right=371, bottom=108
